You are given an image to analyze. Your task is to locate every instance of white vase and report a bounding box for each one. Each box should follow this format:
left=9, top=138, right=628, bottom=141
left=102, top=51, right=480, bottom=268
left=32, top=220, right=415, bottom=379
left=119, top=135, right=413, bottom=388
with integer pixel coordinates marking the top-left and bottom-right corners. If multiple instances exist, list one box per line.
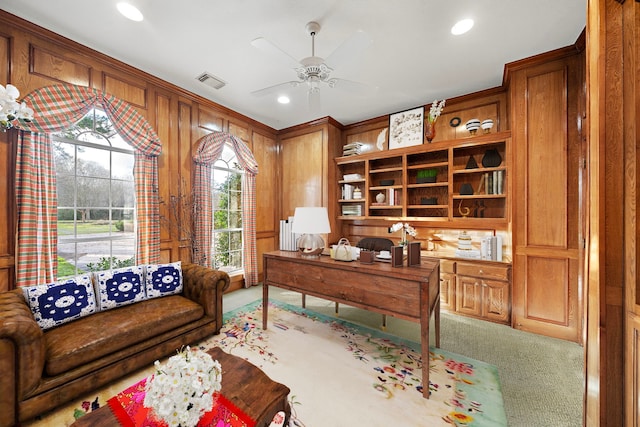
left=376, top=192, right=385, bottom=203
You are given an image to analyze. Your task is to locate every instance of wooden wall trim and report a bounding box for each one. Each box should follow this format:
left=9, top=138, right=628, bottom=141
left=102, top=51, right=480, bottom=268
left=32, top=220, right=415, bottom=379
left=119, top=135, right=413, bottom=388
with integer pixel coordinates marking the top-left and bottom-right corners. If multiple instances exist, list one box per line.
left=503, top=44, right=584, bottom=87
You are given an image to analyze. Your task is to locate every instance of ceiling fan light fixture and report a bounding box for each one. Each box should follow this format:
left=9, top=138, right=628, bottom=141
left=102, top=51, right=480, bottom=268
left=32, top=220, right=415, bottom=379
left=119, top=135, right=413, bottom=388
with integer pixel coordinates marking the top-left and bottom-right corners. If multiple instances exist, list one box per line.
left=451, top=18, right=474, bottom=35
left=116, top=2, right=144, bottom=22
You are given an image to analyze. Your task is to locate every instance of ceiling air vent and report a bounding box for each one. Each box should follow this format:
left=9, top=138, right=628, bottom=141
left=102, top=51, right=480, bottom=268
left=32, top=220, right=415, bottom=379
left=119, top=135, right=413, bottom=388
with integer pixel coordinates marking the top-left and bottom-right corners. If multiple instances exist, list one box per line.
left=196, top=72, right=226, bottom=89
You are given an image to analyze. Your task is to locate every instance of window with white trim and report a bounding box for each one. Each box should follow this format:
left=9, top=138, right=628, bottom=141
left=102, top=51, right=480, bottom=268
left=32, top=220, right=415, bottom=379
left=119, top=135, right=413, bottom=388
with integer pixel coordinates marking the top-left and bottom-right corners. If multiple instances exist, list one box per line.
left=53, top=108, right=136, bottom=277
left=211, top=144, right=243, bottom=274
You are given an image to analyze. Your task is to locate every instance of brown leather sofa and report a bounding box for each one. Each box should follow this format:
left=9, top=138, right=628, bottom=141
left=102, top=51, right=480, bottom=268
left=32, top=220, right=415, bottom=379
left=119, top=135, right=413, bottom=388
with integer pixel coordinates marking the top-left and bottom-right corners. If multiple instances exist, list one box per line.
left=0, top=262, right=230, bottom=427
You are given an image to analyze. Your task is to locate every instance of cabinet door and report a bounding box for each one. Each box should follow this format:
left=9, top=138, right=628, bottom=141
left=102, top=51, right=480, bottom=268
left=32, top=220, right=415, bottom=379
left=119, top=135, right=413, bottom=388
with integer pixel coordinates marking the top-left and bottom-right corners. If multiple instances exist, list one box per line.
left=440, top=272, right=455, bottom=311
left=482, top=279, right=510, bottom=323
left=455, top=275, right=482, bottom=317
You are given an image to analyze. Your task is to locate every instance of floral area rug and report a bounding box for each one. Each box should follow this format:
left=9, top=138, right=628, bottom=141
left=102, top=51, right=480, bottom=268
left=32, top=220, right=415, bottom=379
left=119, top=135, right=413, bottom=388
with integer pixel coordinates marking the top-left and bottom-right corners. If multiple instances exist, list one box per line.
left=197, top=300, right=507, bottom=427
left=25, top=299, right=506, bottom=427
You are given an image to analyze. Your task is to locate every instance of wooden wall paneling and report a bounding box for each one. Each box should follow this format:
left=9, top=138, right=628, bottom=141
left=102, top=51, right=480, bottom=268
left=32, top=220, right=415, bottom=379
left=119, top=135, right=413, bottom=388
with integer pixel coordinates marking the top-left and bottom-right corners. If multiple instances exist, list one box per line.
left=599, top=1, right=625, bottom=426
left=170, top=99, right=194, bottom=262
left=228, top=119, right=250, bottom=143
left=0, top=33, right=14, bottom=292
left=155, top=91, right=173, bottom=244
left=344, top=118, right=389, bottom=154
left=256, top=237, right=276, bottom=283
left=437, top=103, right=499, bottom=141
left=625, top=0, right=640, bottom=425
left=0, top=32, right=9, bottom=82
left=511, top=56, right=582, bottom=343
left=252, top=130, right=278, bottom=277
left=197, top=105, right=224, bottom=133
left=102, top=72, right=147, bottom=110
left=0, top=129, right=16, bottom=293
left=434, top=89, right=507, bottom=142
left=253, top=131, right=278, bottom=234
left=29, top=44, right=92, bottom=87
left=628, top=313, right=640, bottom=427
left=280, top=129, right=325, bottom=217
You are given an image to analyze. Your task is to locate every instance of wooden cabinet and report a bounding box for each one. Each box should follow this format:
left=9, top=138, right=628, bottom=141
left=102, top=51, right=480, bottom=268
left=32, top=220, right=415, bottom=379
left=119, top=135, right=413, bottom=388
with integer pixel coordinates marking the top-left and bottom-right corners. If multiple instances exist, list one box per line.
left=510, top=50, right=584, bottom=343
left=439, top=259, right=456, bottom=311
left=439, top=259, right=511, bottom=325
left=336, top=131, right=510, bottom=228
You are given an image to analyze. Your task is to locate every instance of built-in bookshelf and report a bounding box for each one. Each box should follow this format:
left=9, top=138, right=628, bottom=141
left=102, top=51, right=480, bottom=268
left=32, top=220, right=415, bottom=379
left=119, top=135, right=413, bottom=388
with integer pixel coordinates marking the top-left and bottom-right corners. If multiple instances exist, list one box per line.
left=336, top=131, right=510, bottom=228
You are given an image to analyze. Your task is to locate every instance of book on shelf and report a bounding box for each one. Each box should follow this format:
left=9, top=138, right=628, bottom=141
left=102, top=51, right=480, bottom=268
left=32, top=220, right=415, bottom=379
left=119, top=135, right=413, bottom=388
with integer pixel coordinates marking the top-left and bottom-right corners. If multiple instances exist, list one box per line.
left=483, top=170, right=504, bottom=195
left=341, top=204, right=362, bottom=216
left=481, top=235, right=503, bottom=261
left=387, top=188, right=395, bottom=205
left=342, top=142, right=363, bottom=156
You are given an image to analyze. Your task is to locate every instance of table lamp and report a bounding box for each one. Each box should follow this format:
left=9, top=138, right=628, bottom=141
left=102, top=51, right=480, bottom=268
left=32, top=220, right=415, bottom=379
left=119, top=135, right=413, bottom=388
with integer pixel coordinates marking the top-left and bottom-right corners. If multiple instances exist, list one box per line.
left=291, top=206, right=331, bottom=257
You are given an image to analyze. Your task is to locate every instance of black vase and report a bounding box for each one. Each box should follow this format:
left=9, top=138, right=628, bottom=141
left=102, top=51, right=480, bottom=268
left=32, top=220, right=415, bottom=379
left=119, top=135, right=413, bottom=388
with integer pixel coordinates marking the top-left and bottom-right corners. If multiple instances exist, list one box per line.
left=482, top=148, right=502, bottom=168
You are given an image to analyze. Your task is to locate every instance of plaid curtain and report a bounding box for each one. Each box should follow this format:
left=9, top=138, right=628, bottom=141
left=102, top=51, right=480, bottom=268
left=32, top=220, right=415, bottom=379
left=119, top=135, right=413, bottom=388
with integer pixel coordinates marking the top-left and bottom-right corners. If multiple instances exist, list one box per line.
left=14, top=84, right=161, bottom=287
left=193, top=131, right=259, bottom=287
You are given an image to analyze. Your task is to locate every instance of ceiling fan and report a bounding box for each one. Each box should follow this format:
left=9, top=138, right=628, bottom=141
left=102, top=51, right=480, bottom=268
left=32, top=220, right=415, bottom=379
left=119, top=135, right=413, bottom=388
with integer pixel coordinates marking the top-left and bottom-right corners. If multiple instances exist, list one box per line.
left=250, top=21, right=374, bottom=111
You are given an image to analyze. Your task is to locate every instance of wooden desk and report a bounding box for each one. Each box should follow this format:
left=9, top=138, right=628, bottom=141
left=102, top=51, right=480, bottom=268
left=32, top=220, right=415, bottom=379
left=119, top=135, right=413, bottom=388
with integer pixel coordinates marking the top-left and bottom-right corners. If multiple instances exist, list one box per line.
left=71, top=347, right=290, bottom=426
left=262, top=250, right=440, bottom=399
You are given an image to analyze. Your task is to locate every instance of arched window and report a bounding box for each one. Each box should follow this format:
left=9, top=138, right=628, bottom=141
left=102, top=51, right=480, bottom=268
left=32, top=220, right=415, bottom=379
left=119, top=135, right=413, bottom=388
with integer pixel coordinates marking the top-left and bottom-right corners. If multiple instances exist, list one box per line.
left=211, top=144, right=244, bottom=273
left=53, top=108, right=136, bottom=277
left=14, top=84, right=161, bottom=287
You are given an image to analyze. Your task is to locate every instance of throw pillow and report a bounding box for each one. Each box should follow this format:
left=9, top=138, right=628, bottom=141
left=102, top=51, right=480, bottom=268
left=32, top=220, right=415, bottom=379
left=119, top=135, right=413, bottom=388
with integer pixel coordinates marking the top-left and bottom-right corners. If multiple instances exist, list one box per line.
left=145, top=261, right=183, bottom=299
left=22, top=275, right=97, bottom=330
left=94, top=265, right=146, bottom=311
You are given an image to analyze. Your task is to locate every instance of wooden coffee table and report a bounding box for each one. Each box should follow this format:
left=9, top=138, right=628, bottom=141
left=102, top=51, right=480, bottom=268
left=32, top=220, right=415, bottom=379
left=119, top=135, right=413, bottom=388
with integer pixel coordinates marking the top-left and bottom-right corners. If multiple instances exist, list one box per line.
left=71, top=347, right=290, bottom=426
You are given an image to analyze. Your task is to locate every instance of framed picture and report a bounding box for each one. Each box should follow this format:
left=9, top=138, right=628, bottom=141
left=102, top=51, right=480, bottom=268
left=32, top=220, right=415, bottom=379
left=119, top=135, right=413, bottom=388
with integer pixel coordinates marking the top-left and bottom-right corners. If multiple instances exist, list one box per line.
left=388, top=106, right=424, bottom=150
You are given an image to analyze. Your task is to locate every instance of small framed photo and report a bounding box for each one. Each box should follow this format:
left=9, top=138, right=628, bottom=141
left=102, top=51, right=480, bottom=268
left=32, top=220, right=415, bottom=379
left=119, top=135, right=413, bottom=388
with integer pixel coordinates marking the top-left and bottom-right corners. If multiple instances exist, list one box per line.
left=388, top=106, right=424, bottom=150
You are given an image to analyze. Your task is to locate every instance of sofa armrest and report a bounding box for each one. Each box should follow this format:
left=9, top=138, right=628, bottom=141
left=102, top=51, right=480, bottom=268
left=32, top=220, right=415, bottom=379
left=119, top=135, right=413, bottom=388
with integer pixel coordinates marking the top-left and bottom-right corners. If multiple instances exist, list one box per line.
left=181, top=263, right=230, bottom=321
left=0, top=289, right=46, bottom=420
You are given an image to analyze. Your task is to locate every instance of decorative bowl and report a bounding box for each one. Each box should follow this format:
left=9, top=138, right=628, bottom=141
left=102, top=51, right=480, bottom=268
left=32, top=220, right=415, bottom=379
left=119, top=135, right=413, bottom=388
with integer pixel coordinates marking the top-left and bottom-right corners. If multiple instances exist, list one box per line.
left=465, top=119, right=481, bottom=135
left=481, top=119, right=494, bottom=133
left=380, top=179, right=394, bottom=186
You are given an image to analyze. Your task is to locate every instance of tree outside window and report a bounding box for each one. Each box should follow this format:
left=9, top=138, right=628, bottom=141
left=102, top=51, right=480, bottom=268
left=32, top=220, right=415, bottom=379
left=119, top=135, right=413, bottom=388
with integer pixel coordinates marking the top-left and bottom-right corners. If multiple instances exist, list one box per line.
left=53, top=108, right=136, bottom=277
left=211, top=145, right=243, bottom=273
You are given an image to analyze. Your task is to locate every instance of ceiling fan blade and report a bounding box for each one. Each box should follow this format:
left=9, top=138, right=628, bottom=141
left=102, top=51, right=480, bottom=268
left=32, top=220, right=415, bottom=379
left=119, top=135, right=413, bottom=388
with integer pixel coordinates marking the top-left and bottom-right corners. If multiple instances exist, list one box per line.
left=324, top=30, right=372, bottom=69
left=251, top=81, right=301, bottom=97
left=329, top=78, right=378, bottom=96
left=251, top=37, right=301, bottom=69
left=308, top=89, right=321, bottom=113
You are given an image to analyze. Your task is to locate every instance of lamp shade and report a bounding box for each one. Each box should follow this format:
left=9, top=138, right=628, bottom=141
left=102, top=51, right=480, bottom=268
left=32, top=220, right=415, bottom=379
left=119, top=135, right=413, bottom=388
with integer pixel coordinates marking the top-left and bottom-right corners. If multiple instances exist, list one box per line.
left=291, top=207, right=331, bottom=234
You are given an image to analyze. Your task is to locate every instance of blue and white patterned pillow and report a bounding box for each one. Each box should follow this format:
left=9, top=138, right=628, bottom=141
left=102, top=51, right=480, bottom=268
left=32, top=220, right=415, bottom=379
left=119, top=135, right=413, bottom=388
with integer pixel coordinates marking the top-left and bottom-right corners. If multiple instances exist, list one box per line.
left=145, top=261, right=183, bottom=299
left=22, top=275, right=97, bottom=330
left=94, top=265, right=146, bottom=311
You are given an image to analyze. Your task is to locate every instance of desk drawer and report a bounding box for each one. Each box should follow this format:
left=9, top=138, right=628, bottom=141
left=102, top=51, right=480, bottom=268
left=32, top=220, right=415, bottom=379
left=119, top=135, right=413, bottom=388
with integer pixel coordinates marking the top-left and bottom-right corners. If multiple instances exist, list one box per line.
left=457, top=262, right=510, bottom=281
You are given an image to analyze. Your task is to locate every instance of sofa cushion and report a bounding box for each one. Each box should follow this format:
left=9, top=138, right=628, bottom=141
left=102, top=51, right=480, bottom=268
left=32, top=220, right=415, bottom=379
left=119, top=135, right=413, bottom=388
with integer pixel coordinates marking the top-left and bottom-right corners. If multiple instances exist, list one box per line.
left=22, top=275, right=97, bottom=330
left=94, top=266, right=146, bottom=311
left=145, top=261, right=183, bottom=299
left=43, top=294, right=205, bottom=376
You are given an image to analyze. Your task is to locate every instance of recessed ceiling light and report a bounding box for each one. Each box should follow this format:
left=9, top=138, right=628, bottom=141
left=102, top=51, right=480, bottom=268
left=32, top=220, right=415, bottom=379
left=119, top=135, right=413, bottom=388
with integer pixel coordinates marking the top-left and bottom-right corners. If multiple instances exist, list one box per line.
left=277, top=95, right=290, bottom=104
left=451, top=18, right=474, bottom=35
left=117, top=2, right=144, bottom=22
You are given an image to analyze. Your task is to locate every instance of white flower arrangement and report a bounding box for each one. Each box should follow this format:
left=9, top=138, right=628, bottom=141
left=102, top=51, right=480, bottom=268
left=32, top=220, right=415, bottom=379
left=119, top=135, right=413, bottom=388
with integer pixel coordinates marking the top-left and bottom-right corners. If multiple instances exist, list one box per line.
left=144, top=346, right=222, bottom=427
left=428, top=99, right=446, bottom=123
left=389, top=222, right=417, bottom=245
left=0, top=84, right=34, bottom=131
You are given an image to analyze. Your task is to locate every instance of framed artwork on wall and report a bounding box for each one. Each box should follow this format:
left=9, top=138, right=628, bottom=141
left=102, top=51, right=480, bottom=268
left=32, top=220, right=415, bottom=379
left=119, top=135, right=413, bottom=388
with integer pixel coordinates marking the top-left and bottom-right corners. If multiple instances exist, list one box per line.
left=388, top=106, right=424, bottom=150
